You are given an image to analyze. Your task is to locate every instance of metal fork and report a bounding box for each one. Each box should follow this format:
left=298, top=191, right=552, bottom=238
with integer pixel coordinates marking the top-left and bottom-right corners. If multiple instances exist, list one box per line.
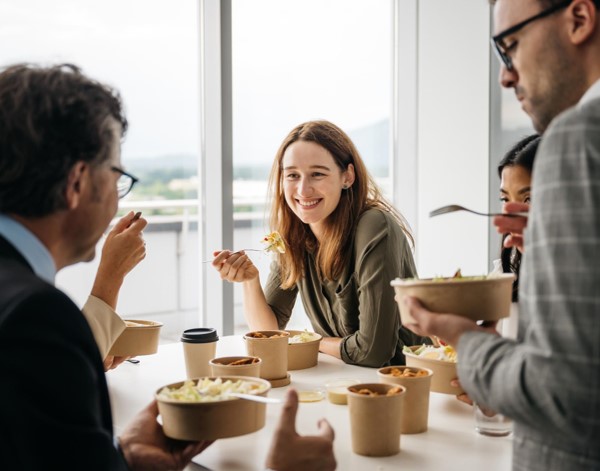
left=202, top=248, right=264, bottom=264
left=429, top=204, right=529, bottom=218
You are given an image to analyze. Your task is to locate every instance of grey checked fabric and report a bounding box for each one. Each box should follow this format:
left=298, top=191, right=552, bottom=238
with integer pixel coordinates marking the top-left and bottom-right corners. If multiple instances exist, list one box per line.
left=457, top=97, right=600, bottom=471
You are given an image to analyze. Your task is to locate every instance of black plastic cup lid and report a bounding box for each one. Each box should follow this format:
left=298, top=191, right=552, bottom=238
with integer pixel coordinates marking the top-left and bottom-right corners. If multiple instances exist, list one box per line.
left=181, top=327, right=219, bottom=344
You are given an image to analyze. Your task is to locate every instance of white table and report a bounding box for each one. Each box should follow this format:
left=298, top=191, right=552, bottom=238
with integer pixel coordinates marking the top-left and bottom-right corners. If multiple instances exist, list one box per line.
left=107, top=336, right=512, bottom=471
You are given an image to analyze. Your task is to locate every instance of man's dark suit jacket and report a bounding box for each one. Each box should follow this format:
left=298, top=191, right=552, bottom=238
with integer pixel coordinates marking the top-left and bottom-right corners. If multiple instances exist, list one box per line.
left=0, top=235, right=129, bottom=470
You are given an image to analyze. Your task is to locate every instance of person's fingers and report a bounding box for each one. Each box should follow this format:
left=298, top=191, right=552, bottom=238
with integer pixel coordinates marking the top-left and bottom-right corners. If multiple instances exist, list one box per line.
left=276, top=389, right=299, bottom=435
left=128, top=215, right=148, bottom=232
left=103, top=356, right=114, bottom=371
left=182, top=440, right=214, bottom=460
left=493, top=214, right=527, bottom=235
left=212, top=250, right=232, bottom=266
left=316, top=418, right=335, bottom=441
left=503, top=201, right=529, bottom=213
left=503, top=234, right=524, bottom=249
left=403, top=296, right=427, bottom=321
left=144, top=399, right=159, bottom=417
left=456, top=393, right=473, bottom=406
left=111, top=211, right=135, bottom=234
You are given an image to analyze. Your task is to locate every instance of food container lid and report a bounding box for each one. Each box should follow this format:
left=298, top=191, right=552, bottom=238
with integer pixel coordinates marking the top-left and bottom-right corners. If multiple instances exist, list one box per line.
left=181, top=327, right=219, bottom=344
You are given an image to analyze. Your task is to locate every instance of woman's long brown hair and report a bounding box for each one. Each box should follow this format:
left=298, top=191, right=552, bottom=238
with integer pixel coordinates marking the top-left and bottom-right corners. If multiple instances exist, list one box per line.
left=268, top=120, right=414, bottom=289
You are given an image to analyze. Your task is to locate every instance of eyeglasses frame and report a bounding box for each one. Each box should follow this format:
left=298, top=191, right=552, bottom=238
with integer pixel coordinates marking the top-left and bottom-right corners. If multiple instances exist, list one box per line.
left=490, top=0, right=573, bottom=70
left=111, top=165, right=139, bottom=198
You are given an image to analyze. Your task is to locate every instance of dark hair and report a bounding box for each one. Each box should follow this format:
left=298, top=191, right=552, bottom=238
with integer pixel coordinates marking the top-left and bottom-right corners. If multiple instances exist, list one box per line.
left=0, top=63, right=128, bottom=217
left=497, top=133, right=539, bottom=178
left=497, top=134, right=540, bottom=301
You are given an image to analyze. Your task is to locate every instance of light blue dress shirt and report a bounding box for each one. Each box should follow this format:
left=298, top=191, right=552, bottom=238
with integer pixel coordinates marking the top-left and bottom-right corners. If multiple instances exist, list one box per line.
left=0, top=214, right=56, bottom=284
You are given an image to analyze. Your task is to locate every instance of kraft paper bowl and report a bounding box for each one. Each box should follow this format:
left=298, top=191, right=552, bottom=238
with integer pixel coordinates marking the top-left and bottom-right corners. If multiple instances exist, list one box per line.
left=403, top=346, right=463, bottom=395
left=378, top=366, right=433, bottom=434
left=286, top=330, right=322, bottom=370
left=244, top=330, right=290, bottom=381
left=156, top=376, right=271, bottom=441
left=108, top=319, right=162, bottom=357
left=347, top=383, right=406, bottom=457
left=391, top=273, right=515, bottom=325
left=209, top=356, right=262, bottom=378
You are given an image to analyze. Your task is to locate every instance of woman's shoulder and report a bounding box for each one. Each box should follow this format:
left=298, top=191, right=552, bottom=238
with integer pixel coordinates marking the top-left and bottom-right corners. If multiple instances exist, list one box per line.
left=356, top=207, right=404, bottom=235
left=355, top=208, right=408, bottom=249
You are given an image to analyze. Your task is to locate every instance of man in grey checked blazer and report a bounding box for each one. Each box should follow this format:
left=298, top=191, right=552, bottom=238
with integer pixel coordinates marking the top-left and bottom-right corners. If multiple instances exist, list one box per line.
left=403, top=0, right=600, bottom=470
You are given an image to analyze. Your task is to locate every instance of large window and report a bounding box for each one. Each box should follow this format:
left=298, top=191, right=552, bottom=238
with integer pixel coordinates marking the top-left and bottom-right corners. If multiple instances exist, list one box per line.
left=0, top=0, right=202, bottom=343
left=230, top=0, right=393, bottom=332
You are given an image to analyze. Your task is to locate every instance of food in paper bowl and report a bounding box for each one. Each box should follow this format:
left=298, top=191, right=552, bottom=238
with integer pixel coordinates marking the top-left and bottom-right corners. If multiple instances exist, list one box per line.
left=391, top=271, right=515, bottom=325
left=156, top=376, right=271, bottom=440
left=244, top=330, right=290, bottom=381
left=403, top=345, right=463, bottom=395
left=286, top=330, right=322, bottom=370
left=209, top=356, right=262, bottom=377
left=107, top=319, right=162, bottom=357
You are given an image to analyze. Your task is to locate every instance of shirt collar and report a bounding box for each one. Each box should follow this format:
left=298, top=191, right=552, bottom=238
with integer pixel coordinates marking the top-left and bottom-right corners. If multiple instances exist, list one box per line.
left=579, top=78, right=600, bottom=106
left=0, top=214, right=56, bottom=284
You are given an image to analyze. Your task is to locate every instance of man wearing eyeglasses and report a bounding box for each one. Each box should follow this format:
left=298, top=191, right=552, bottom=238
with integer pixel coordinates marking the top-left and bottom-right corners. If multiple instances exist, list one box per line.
left=404, top=1, right=600, bottom=470
left=0, top=64, right=336, bottom=471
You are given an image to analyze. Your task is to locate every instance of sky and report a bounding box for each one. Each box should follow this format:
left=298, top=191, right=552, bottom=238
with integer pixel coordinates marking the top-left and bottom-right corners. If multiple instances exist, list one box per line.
left=0, top=0, right=391, bottom=165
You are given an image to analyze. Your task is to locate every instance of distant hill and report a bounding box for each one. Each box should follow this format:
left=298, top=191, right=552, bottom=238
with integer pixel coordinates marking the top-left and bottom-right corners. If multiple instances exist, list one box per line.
left=127, top=154, right=198, bottom=172
left=125, top=118, right=390, bottom=179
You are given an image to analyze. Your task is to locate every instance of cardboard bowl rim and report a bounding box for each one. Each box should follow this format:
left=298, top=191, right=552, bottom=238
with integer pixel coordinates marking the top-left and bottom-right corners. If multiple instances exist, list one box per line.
left=377, top=365, right=434, bottom=377
left=390, top=273, right=515, bottom=287
left=123, top=319, right=164, bottom=329
left=155, top=376, right=272, bottom=405
left=346, top=382, right=406, bottom=399
left=404, top=346, right=458, bottom=366
left=286, top=330, right=323, bottom=346
left=243, top=330, right=290, bottom=340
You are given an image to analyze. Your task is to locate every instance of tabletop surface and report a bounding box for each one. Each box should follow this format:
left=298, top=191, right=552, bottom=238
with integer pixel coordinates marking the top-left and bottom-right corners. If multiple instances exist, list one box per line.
left=107, top=336, right=512, bottom=471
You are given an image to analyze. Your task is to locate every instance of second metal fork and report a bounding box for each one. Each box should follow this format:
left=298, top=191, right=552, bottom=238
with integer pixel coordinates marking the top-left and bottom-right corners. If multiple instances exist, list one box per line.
left=429, top=204, right=529, bottom=218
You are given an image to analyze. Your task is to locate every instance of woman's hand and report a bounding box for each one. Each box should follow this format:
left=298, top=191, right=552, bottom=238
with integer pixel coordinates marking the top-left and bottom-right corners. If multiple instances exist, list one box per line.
left=211, top=250, right=259, bottom=283
left=493, top=202, right=529, bottom=254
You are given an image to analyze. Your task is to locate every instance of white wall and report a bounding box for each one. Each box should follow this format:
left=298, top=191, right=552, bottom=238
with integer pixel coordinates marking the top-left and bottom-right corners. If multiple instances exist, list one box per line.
left=413, top=0, right=491, bottom=278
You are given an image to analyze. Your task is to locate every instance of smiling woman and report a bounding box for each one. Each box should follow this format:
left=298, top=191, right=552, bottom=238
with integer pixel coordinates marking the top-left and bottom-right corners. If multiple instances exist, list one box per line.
left=212, top=120, right=430, bottom=368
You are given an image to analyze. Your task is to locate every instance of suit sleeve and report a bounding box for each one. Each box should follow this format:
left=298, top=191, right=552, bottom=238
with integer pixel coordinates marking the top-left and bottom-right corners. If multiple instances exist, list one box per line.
left=0, top=286, right=129, bottom=470
left=457, top=104, right=600, bottom=441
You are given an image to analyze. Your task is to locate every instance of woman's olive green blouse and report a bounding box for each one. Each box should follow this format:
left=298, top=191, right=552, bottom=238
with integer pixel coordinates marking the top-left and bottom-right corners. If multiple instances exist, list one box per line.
left=264, top=208, right=430, bottom=367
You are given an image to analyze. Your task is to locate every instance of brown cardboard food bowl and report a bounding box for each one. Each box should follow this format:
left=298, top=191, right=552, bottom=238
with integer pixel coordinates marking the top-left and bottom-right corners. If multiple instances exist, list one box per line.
left=403, top=346, right=463, bottom=395
left=244, top=330, right=290, bottom=381
left=209, top=356, right=262, bottom=378
left=378, top=366, right=433, bottom=434
left=108, top=319, right=163, bottom=356
left=391, top=273, right=515, bottom=325
left=286, top=330, right=322, bottom=370
left=347, top=383, right=406, bottom=457
left=156, top=376, right=271, bottom=441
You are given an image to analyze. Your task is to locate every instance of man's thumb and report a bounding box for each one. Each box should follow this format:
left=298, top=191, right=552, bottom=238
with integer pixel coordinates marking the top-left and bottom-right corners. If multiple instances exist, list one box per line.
left=276, top=388, right=299, bottom=434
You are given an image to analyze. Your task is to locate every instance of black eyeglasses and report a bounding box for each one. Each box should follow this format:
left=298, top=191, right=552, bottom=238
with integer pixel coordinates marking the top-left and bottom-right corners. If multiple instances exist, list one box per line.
left=491, top=0, right=572, bottom=70
left=111, top=166, right=139, bottom=198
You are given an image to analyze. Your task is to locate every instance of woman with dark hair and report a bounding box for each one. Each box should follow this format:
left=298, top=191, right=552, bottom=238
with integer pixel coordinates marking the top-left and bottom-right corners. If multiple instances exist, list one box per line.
left=212, top=120, right=429, bottom=367
left=497, top=134, right=540, bottom=302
